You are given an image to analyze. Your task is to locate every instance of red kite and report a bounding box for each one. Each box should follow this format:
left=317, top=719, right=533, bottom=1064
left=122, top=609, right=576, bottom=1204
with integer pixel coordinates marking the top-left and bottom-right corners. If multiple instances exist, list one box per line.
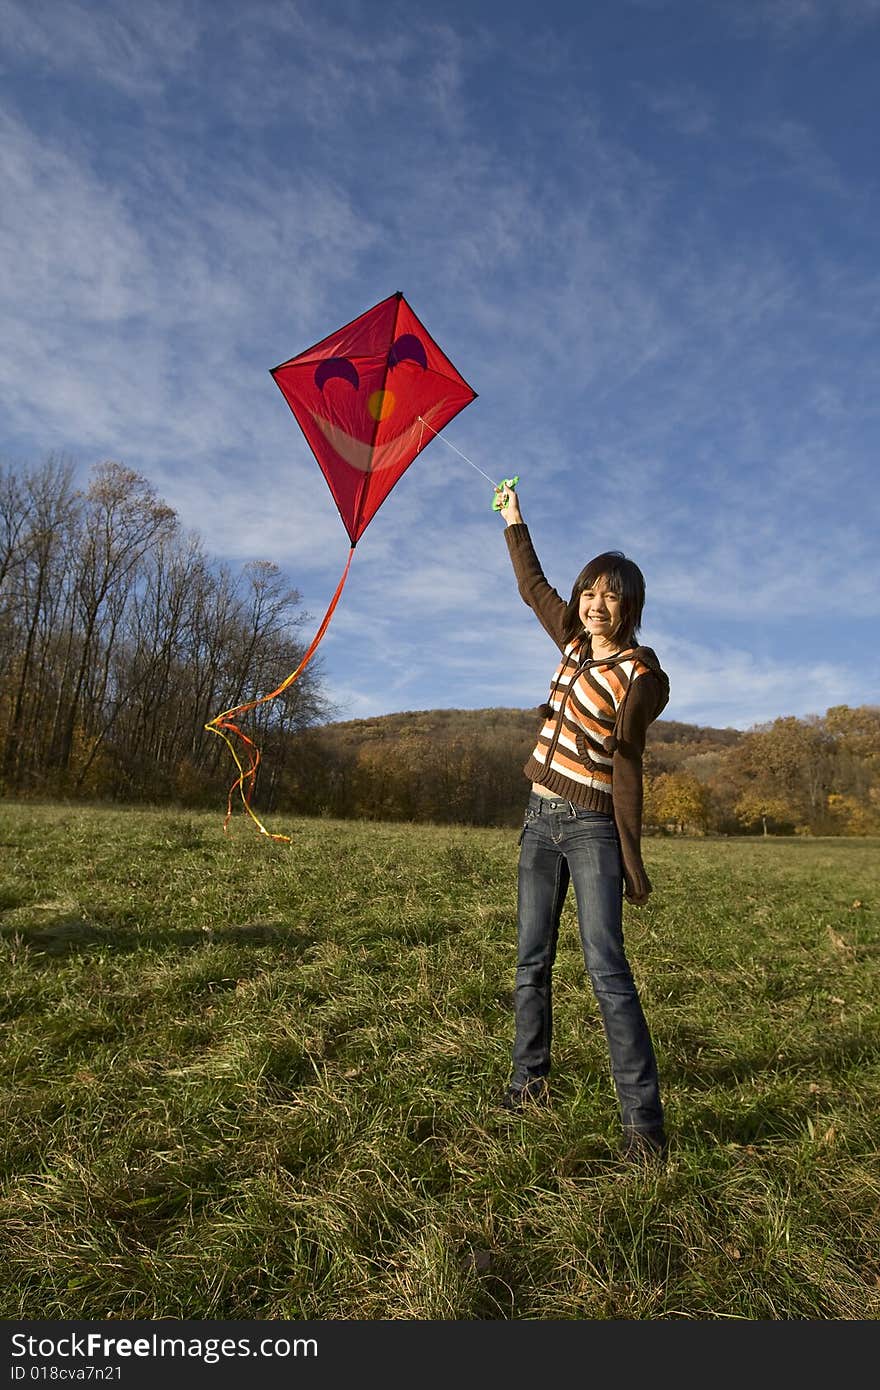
left=272, top=290, right=477, bottom=544
left=206, top=291, right=477, bottom=839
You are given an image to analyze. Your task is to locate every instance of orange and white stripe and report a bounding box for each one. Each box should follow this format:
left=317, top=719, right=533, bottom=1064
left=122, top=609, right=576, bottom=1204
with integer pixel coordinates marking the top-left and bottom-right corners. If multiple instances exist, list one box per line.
left=528, top=652, right=649, bottom=790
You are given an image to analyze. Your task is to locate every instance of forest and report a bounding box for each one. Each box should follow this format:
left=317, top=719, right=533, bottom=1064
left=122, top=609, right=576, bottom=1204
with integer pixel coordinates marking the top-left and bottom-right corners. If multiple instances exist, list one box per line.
left=1, top=457, right=877, bottom=836
left=282, top=703, right=879, bottom=835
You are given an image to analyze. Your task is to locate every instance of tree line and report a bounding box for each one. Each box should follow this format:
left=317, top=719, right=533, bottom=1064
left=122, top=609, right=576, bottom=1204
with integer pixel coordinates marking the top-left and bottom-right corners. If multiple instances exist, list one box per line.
left=642, top=705, right=879, bottom=835
left=0, top=457, right=327, bottom=802
left=2, top=457, right=877, bottom=835
left=280, top=704, right=879, bottom=836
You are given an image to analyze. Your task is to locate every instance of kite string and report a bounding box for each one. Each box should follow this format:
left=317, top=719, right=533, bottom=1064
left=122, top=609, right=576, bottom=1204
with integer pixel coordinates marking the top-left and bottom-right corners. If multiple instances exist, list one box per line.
left=204, top=545, right=355, bottom=842
left=416, top=416, right=499, bottom=489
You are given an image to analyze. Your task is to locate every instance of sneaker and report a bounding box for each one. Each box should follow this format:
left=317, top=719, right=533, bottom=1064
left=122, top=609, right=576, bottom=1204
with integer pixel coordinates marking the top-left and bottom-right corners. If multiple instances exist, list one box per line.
left=500, top=1079, right=549, bottom=1111
left=622, top=1127, right=667, bottom=1160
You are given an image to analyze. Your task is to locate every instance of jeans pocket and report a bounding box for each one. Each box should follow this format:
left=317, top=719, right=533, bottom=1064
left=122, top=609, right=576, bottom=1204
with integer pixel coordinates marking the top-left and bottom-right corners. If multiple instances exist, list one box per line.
left=571, top=809, right=618, bottom=844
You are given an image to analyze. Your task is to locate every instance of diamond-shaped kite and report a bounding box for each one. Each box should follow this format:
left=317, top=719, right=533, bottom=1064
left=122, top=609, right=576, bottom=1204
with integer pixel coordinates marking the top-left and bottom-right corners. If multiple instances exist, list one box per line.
left=205, top=291, right=477, bottom=839
left=270, top=290, right=477, bottom=544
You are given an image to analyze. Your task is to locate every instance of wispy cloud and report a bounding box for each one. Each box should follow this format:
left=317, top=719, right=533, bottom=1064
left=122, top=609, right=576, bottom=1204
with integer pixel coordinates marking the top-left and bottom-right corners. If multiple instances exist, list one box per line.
left=632, top=82, right=715, bottom=137
left=0, top=103, right=379, bottom=477
left=746, top=118, right=850, bottom=198
left=0, top=0, right=202, bottom=96
left=728, top=0, right=880, bottom=41
left=654, top=628, right=871, bottom=729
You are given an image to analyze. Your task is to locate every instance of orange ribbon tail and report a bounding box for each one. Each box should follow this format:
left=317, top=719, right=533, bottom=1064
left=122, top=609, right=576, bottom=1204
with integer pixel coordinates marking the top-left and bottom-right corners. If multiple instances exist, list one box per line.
left=205, top=546, right=355, bottom=841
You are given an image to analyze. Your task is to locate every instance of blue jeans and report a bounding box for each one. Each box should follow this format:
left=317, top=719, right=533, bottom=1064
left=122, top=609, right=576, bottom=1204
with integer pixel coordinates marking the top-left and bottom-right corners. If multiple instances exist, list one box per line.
left=511, top=791, right=664, bottom=1135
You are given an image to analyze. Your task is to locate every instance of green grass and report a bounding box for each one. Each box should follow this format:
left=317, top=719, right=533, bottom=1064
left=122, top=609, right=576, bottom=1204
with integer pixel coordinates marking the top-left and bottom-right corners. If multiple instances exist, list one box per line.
left=1, top=802, right=879, bottom=1320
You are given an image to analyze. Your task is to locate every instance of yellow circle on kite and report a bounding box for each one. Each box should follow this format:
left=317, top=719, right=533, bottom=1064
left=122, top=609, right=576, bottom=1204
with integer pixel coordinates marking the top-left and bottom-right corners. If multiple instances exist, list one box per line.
left=368, top=389, right=396, bottom=421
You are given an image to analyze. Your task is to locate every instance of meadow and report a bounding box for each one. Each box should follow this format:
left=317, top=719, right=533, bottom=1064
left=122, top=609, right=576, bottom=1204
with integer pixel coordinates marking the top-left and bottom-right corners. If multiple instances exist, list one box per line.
left=1, top=802, right=878, bottom=1321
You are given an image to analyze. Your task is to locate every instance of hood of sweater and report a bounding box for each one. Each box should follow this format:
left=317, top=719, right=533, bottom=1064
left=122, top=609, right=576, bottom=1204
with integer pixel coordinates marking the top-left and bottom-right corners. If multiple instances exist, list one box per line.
left=626, top=645, right=670, bottom=720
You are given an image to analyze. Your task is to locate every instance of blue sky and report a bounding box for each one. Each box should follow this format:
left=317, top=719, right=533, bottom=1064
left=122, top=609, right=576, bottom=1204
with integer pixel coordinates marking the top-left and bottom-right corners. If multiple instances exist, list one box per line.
left=2, top=0, right=878, bottom=731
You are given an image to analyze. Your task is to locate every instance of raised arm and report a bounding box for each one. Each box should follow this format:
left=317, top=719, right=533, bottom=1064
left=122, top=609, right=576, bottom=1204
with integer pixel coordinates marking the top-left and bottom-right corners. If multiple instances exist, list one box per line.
left=498, top=487, right=568, bottom=649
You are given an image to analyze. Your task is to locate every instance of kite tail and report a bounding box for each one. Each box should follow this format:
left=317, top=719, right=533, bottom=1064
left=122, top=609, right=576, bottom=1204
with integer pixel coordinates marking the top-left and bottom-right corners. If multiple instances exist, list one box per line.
left=204, top=546, right=355, bottom=841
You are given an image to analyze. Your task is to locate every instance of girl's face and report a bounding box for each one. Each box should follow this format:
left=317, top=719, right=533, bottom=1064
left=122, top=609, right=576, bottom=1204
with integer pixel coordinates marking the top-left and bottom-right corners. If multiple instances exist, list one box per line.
left=579, top=576, right=623, bottom=643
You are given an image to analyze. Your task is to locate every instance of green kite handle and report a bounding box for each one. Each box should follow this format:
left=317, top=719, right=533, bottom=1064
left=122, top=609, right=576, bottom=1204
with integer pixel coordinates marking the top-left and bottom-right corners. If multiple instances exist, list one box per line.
left=492, top=476, right=520, bottom=511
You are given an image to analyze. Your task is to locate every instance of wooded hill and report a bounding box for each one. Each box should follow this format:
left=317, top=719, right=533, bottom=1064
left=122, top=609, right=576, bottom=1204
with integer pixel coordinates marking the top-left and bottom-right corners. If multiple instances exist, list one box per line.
left=281, top=707, right=721, bottom=826
left=281, top=703, right=878, bottom=836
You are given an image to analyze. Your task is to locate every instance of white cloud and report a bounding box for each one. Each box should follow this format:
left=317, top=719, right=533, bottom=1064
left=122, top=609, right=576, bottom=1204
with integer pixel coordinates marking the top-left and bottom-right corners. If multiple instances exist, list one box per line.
left=0, top=0, right=202, bottom=97
left=0, top=109, right=150, bottom=326
left=0, top=105, right=379, bottom=467
left=651, top=629, right=870, bottom=729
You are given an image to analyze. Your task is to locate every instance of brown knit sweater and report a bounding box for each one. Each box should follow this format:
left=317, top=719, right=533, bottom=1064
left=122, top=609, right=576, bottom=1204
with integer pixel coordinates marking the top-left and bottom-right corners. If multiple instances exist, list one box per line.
left=505, top=523, right=670, bottom=900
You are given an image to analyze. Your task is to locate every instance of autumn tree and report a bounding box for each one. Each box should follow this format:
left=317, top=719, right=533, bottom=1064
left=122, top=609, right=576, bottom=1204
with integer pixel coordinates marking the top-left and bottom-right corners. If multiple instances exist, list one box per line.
left=721, top=715, right=837, bottom=833
left=644, top=771, right=709, bottom=833
left=733, top=790, right=796, bottom=836
left=825, top=704, right=880, bottom=760
left=824, top=705, right=880, bottom=816
left=825, top=792, right=878, bottom=835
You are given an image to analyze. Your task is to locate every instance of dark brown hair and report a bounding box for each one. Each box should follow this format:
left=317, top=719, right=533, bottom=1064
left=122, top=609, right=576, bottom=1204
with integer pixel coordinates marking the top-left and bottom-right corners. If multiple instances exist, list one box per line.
left=561, top=550, right=646, bottom=650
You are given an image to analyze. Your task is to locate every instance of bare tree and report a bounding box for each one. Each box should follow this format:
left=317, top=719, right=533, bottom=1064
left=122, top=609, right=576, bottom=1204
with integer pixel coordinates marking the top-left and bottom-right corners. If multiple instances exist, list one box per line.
left=1, top=457, right=79, bottom=786
left=48, top=462, right=176, bottom=775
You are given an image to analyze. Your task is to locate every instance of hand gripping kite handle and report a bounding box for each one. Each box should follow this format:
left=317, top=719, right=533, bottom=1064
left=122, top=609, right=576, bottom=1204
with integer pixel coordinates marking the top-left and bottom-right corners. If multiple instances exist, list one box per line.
left=492, top=476, right=520, bottom=511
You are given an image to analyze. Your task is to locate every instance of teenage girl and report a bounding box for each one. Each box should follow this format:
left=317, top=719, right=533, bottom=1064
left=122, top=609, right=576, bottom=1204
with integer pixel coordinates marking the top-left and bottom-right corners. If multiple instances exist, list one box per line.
left=498, top=485, right=669, bottom=1156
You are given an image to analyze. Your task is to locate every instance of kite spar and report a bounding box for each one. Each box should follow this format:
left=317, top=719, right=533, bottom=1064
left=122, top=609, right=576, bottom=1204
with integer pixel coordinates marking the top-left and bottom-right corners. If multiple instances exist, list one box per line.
left=205, top=291, right=478, bottom=840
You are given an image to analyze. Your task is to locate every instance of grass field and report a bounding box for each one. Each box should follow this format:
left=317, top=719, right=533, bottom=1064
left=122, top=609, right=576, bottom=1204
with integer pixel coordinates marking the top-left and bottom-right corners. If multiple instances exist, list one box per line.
left=1, top=801, right=878, bottom=1320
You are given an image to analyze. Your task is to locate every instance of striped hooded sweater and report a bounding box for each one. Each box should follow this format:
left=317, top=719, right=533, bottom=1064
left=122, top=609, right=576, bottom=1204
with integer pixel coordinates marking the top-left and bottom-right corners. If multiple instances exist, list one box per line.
left=505, top=523, right=670, bottom=900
